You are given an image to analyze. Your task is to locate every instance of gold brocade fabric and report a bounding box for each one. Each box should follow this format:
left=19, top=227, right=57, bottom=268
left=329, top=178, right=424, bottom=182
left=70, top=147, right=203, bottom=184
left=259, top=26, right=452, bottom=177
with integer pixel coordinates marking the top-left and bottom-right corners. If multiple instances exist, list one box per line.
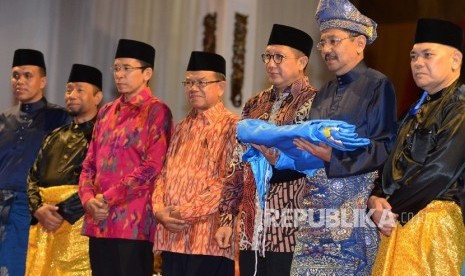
left=25, top=185, right=91, bottom=276
left=372, top=200, right=465, bottom=276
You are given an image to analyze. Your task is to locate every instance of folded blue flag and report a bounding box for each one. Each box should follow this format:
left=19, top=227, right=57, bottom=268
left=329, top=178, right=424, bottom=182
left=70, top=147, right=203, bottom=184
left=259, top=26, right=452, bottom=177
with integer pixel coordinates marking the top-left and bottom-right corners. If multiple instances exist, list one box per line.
left=238, top=119, right=370, bottom=209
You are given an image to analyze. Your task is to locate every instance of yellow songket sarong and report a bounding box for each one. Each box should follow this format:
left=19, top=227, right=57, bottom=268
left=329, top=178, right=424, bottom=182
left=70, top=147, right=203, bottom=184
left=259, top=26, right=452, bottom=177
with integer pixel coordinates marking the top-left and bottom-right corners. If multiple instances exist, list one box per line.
left=26, top=185, right=91, bottom=276
left=372, top=200, right=465, bottom=276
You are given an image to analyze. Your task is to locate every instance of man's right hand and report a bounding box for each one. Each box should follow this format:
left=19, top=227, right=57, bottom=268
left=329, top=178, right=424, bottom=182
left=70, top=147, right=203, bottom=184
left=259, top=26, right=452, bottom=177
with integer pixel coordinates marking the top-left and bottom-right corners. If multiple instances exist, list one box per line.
left=368, top=195, right=397, bottom=237
left=84, top=196, right=109, bottom=222
left=154, top=206, right=188, bottom=233
left=215, top=226, right=233, bottom=248
left=34, top=204, right=64, bottom=231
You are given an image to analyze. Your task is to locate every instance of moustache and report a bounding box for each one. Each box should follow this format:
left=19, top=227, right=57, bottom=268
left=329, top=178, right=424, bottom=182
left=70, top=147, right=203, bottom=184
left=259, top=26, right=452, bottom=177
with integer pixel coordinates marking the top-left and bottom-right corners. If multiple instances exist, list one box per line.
left=325, top=54, right=337, bottom=61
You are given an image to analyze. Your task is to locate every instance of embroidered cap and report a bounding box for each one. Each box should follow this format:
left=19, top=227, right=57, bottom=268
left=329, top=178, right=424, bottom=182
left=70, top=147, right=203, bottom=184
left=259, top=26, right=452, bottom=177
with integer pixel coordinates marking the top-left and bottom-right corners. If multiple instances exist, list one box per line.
left=414, top=18, right=464, bottom=52
left=68, top=64, right=103, bottom=90
left=115, top=39, right=156, bottom=68
left=12, top=49, right=46, bottom=74
left=267, top=24, right=313, bottom=57
left=315, top=0, right=377, bottom=44
left=186, top=51, right=226, bottom=75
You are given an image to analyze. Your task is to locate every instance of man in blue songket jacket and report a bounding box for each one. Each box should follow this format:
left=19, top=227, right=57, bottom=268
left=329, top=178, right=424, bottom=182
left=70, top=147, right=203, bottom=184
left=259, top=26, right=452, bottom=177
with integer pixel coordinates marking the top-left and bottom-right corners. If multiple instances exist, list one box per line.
left=290, top=0, right=397, bottom=275
left=0, top=49, right=70, bottom=276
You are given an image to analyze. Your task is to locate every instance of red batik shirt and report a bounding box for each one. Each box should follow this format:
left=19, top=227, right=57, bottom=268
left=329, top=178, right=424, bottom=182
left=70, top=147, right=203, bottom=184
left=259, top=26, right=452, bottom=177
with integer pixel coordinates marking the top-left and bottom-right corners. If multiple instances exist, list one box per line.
left=79, top=88, right=173, bottom=241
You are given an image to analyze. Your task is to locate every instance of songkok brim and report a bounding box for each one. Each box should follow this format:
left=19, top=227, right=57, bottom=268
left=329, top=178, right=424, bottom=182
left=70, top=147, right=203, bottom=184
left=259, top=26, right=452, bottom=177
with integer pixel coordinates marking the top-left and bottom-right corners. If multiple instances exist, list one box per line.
left=267, top=24, right=313, bottom=57
left=12, top=49, right=46, bottom=74
left=414, top=18, right=464, bottom=52
left=115, top=39, right=156, bottom=68
left=186, top=51, right=226, bottom=75
left=68, top=64, right=103, bottom=90
left=315, top=0, right=377, bottom=44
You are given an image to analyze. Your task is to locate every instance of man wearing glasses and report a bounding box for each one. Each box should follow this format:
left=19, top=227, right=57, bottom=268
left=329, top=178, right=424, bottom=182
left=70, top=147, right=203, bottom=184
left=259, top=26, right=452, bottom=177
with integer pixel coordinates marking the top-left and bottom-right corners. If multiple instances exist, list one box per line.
left=290, top=0, right=397, bottom=275
left=216, top=24, right=317, bottom=275
left=152, top=51, right=238, bottom=276
left=78, top=39, right=173, bottom=276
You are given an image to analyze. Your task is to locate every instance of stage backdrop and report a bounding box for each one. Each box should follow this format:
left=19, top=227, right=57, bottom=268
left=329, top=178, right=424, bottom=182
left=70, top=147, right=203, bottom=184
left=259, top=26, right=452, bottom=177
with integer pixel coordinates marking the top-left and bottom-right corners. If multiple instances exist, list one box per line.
left=0, top=0, right=330, bottom=122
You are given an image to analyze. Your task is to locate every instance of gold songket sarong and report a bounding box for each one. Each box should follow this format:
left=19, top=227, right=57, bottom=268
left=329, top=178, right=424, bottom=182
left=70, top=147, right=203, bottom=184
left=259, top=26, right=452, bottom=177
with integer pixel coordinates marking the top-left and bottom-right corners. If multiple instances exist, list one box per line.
left=26, top=185, right=91, bottom=276
left=372, top=200, right=465, bottom=276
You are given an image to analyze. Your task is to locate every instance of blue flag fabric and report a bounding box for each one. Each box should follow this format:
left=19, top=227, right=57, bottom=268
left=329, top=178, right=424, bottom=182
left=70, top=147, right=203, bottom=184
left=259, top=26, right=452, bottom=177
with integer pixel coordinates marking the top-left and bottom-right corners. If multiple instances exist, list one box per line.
left=238, top=119, right=371, bottom=209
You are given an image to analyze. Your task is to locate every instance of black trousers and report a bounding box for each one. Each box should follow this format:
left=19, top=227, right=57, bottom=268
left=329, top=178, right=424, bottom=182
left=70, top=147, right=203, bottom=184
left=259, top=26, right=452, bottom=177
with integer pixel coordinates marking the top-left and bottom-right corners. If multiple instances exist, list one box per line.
left=161, top=251, right=234, bottom=276
left=239, top=250, right=293, bottom=276
left=89, top=237, right=154, bottom=276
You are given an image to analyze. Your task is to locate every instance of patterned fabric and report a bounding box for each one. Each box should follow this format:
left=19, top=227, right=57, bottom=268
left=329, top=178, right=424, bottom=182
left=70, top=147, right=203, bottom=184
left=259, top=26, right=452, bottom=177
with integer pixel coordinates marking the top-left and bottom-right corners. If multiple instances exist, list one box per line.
left=152, top=102, right=238, bottom=260
left=291, top=169, right=379, bottom=276
left=219, top=76, right=317, bottom=253
left=291, top=61, right=397, bottom=275
left=26, top=185, right=91, bottom=276
left=315, top=0, right=377, bottom=44
left=372, top=201, right=465, bottom=276
left=79, top=88, right=173, bottom=241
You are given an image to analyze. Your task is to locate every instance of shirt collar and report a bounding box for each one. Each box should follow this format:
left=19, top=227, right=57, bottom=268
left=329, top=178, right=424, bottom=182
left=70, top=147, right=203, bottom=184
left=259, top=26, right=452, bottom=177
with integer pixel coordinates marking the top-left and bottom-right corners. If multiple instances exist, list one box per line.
left=426, top=79, right=461, bottom=102
left=336, top=61, right=368, bottom=87
left=70, top=115, right=97, bottom=131
left=272, top=76, right=311, bottom=96
left=187, top=101, right=227, bottom=125
left=118, top=87, right=152, bottom=107
left=20, top=97, right=47, bottom=113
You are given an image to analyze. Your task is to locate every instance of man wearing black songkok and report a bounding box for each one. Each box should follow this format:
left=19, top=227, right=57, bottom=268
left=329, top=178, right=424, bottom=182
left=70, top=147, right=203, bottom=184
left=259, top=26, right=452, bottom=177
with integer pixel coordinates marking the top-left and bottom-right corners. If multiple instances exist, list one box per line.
left=153, top=51, right=237, bottom=276
left=78, top=39, right=173, bottom=276
left=0, top=49, right=70, bottom=276
left=215, top=24, right=317, bottom=275
left=369, top=18, right=465, bottom=275
left=25, top=64, right=103, bottom=275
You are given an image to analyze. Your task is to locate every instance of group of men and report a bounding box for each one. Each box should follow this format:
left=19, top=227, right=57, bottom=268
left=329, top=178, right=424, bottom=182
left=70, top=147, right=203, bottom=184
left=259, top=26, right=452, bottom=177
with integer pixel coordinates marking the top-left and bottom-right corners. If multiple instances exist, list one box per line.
left=1, top=0, right=465, bottom=275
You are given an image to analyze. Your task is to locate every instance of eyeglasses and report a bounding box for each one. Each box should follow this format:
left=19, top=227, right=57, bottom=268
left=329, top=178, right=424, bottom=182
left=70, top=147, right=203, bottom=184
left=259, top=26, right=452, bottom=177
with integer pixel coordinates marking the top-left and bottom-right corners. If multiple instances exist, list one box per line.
left=316, top=37, right=353, bottom=50
left=111, top=65, right=148, bottom=74
left=261, top=53, right=289, bottom=64
left=182, top=80, right=222, bottom=88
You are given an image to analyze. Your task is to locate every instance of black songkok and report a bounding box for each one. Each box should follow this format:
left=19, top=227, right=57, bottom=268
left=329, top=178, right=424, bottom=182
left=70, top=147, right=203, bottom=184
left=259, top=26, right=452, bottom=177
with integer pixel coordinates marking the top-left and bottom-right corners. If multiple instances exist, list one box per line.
left=267, top=24, right=313, bottom=57
left=12, top=49, right=46, bottom=75
left=115, top=39, right=156, bottom=68
left=68, top=64, right=102, bottom=90
left=186, top=51, right=226, bottom=75
left=414, top=18, right=464, bottom=52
